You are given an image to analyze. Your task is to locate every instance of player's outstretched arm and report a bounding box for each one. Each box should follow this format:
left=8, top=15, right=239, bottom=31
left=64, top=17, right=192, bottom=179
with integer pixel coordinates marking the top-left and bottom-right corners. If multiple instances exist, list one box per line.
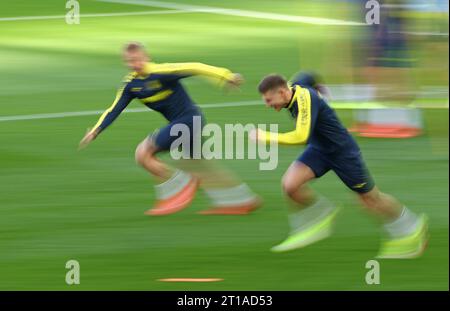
left=147, top=62, right=244, bottom=89
left=78, top=84, right=133, bottom=150
left=251, top=126, right=308, bottom=145
left=224, top=73, right=244, bottom=91
left=251, top=88, right=316, bottom=145
left=78, top=127, right=99, bottom=150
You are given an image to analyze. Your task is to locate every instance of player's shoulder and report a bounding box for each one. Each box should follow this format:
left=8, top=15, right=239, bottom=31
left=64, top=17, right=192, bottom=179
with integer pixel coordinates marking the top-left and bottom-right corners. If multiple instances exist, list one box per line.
left=293, top=84, right=329, bottom=112
left=292, top=83, right=315, bottom=101
left=291, top=72, right=320, bottom=87
left=290, top=83, right=320, bottom=105
left=145, top=62, right=186, bottom=75
left=118, top=72, right=140, bottom=93
left=121, top=72, right=138, bottom=84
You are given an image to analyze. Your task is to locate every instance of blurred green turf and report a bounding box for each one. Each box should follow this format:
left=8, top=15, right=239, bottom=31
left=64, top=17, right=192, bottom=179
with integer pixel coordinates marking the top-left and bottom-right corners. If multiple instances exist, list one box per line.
left=0, top=0, right=448, bottom=290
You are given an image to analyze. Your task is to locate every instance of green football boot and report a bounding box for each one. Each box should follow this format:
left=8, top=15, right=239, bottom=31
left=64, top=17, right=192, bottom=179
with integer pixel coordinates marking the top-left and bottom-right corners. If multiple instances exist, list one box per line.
left=377, top=214, right=429, bottom=259
left=271, top=208, right=340, bottom=253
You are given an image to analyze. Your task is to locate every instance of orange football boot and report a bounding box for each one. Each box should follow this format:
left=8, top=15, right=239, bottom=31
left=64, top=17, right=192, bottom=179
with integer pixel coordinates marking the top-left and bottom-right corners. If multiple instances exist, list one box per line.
left=145, top=177, right=199, bottom=216
left=198, top=196, right=262, bottom=215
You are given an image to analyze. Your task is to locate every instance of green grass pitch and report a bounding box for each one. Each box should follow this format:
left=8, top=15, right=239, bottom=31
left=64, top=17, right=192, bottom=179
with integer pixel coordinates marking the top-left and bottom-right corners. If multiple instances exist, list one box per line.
left=0, top=0, right=448, bottom=290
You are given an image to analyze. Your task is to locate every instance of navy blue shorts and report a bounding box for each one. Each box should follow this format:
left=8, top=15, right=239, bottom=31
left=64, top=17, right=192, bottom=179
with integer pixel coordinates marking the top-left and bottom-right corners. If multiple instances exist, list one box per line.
left=151, top=114, right=205, bottom=158
left=298, top=146, right=375, bottom=193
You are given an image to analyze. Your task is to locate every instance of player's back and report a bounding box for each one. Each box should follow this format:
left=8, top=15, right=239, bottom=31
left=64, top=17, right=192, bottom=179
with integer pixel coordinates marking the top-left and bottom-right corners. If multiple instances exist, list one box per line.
left=290, top=79, right=359, bottom=154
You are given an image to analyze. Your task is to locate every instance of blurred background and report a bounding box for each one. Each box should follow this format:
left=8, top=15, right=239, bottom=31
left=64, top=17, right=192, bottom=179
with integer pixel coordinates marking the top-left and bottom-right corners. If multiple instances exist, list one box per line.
left=0, top=0, right=448, bottom=290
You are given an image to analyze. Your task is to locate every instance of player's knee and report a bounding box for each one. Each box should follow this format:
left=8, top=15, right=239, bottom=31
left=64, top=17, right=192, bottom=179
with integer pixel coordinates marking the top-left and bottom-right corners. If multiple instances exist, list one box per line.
left=134, top=145, right=146, bottom=165
left=135, top=141, right=155, bottom=165
left=281, top=178, right=300, bottom=198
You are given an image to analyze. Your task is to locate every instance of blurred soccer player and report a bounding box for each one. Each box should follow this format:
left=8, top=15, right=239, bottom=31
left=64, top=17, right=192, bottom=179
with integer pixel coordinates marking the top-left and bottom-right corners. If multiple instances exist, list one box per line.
left=251, top=72, right=428, bottom=259
left=79, top=42, right=260, bottom=216
left=351, top=0, right=422, bottom=138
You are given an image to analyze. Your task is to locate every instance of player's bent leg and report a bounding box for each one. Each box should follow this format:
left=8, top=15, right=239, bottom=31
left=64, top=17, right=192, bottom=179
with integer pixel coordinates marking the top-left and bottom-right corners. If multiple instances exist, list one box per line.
left=281, top=161, right=316, bottom=206
left=357, top=187, right=429, bottom=259
left=135, top=138, right=171, bottom=180
left=165, top=114, right=262, bottom=215
left=331, top=149, right=429, bottom=259
left=358, top=187, right=402, bottom=221
left=199, top=186, right=262, bottom=215
left=135, top=136, right=199, bottom=216
left=178, top=159, right=262, bottom=215
left=272, top=160, right=339, bottom=253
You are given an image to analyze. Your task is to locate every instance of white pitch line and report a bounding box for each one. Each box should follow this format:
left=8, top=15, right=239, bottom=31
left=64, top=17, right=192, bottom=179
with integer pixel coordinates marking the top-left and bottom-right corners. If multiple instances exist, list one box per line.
left=0, top=100, right=261, bottom=122
left=0, top=100, right=447, bottom=123
left=97, top=0, right=366, bottom=26
left=0, top=9, right=187, bottom=22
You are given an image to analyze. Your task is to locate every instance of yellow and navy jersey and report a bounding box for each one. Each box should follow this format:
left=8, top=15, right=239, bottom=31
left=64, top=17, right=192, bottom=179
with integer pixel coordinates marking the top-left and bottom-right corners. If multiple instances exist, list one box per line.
left=90, top=62, right=235, bottom=134
left=260, top=80, right=359, bottom=154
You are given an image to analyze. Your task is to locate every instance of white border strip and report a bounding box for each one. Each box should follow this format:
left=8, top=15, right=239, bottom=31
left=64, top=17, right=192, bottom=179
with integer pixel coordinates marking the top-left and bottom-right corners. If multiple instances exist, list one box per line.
left=97, top=0, right=366, bottom=26
left=0, top=9, right=187, bottom=22
left=0, top=100, right=447, bottom=123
